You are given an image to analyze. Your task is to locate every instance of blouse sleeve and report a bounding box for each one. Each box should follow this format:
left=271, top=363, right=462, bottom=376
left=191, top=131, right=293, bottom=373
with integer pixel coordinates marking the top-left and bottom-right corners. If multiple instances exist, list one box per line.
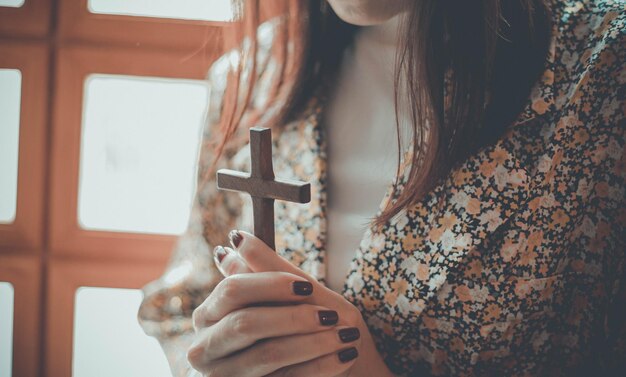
left=138, top=19, right=283, bottom=376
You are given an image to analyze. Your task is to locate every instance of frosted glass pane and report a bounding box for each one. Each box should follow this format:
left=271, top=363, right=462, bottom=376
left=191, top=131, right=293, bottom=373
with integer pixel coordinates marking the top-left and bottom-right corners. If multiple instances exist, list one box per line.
left=0, top=282, right=14, bottom=377
left=0, top=69, right=22, bottom=224
left=73, top=287, right=172, bottom=377
left=0, top=0, right=25, bottom=8
left=88, top=0, right=234, bottom=22
left=78, top=74, right=209, bottom=235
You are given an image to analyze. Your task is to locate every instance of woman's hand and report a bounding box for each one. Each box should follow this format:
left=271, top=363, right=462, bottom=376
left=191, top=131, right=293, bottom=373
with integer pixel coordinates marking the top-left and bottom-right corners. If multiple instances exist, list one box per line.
left=188, top=271, right=361, bottom=376
left=187, top=230, right=394, bottom=377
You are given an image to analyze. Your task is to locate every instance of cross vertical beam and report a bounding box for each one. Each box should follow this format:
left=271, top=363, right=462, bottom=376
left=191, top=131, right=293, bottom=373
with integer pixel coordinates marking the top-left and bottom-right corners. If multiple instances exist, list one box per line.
left=249, top=127, right=275, bottom=250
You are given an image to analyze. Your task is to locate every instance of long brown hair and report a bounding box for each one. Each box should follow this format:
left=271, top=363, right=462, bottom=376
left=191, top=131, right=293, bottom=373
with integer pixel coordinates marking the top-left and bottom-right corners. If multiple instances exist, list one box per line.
left=211, top=0, right=552, bottom=226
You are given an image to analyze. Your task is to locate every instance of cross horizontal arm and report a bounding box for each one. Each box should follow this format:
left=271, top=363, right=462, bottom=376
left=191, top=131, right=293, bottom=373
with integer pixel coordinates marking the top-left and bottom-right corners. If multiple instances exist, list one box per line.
left=217, top=169, right=311, bottom=203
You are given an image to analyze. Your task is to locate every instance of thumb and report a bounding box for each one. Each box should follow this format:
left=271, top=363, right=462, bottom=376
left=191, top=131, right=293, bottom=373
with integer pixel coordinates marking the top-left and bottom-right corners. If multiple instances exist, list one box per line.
left=231, top=230, right=315, bottom=282
left=213, top=245, right=253, bottom=277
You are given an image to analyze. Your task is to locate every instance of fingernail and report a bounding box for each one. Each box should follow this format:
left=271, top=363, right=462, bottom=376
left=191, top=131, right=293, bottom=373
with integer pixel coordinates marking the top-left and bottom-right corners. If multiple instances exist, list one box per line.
left=318, top=310, right=338, bottom=326
left=213, top=246, right=228, bottom=264
left=338, top=327, right=360, bottom=343
left=229, top=230, right=243, bottom=249
left=292, top=281, right=313, bottom=296
left=338, top=347, right=358, bottom=363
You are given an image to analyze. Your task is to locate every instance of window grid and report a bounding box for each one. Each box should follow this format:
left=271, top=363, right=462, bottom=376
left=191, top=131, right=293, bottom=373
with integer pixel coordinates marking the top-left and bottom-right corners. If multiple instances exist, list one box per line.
left=0, top=68, right=22, bottom=224
left=0, top=1, right=230, bottom=376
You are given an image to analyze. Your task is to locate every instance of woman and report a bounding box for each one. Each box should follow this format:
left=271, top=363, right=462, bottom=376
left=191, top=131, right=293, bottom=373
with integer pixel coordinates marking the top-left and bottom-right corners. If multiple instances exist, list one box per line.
left=139, top=0, right=625, bottom=376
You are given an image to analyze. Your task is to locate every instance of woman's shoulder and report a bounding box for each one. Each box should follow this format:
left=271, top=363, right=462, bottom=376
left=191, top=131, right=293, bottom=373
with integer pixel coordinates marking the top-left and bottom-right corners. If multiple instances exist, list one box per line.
left=551, top=0, right=624, bottom=114
left=553, top=0, right=624, bottom=50
left=205, top=18, right=283, bottom=127
left=555, top=0, right=625, bottom=23
left=206, top=19, right=279, bottom=88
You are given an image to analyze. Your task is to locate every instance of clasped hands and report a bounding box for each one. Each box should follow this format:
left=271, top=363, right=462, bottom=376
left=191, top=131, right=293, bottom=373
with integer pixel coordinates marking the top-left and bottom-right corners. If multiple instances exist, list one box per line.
left=187, top=230, right=393, bottom=377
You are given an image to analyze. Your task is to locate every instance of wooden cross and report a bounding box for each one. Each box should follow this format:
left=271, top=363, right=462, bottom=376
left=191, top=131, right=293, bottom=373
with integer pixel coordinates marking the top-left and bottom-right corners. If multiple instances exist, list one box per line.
left=216, top=127, right=311, bottom=250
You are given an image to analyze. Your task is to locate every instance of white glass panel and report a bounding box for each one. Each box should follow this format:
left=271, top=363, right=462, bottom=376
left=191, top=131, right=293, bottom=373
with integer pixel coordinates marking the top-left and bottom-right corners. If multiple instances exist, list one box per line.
left=0, top=0, right=25, bottom=8
left=88, top=0, right=234, bottom=22
left=0, top=282, right=15, bottom=377
left=72, top=287, right=172, bottom=377
left=78, top=74, right=209, bottom=235
left=0, top=69, right=22, bottom=224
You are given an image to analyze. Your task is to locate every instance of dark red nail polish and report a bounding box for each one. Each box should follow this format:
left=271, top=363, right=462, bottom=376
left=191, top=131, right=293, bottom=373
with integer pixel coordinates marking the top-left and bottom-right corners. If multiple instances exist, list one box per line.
left=229, top=230, right=243, bottom=248
left=318, top=310, right=338, bottom=326
left=338, top=328, right=360, bottom=343
left=292, top=281, right=313, bottom=296
left=338, top=347, right=358, bottom=363
left=213, top=246, right=228, bottom=264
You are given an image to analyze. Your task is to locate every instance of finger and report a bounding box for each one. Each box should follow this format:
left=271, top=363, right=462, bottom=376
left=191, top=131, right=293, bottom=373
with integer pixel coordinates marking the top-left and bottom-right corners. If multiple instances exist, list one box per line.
left=213, top=246, right=253, bottom=276
left=266, top=347, right=359, bottom=377
left=189, top=305, right=339, bottom=361
left=193, top=272, right=314, bottom=327
left=207, top=326, right=361, bottom=377
left=230, top=230, right=360, bottom=326
left=231, top=230, right=315, bottom=280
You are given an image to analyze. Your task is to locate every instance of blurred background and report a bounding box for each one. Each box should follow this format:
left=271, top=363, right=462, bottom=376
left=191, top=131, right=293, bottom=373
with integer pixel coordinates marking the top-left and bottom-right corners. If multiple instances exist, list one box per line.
left=0, top=1, right=237, bottom=376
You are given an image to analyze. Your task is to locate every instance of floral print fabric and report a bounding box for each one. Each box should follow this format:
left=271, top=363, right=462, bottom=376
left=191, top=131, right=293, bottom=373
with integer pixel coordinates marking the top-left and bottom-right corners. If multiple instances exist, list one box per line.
left=139, top=1, right=625, bottom=375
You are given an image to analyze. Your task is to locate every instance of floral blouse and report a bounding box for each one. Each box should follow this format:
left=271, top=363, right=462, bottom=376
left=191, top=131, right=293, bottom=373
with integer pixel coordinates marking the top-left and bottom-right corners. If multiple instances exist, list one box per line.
left=139, top=1, right=626, bottom=375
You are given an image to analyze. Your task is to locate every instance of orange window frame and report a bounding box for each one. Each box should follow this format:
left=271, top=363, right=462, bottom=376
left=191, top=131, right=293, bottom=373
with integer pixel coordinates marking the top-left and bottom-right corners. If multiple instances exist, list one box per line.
left=48, top=45, right=219, bottom=264
left=1, top=0, right=231, bottom=376
left=0, top=255, right=42, bottom=377
left=0, top=0, right=51, bottom=37
left=46, top=259, right=165, bottom=377
left=0, top=42, right=49, bottom=251
left=57, top=0, right=225, bottom=50
left=45, top=1, right=228, bottom=376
